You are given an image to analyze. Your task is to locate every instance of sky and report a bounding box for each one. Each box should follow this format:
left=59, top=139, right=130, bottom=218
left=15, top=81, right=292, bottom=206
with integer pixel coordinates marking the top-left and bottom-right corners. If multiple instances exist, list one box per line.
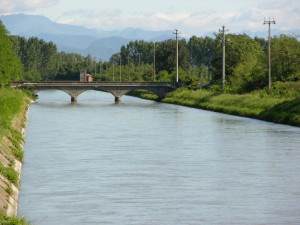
left=0, top=0, right=299, bottom=36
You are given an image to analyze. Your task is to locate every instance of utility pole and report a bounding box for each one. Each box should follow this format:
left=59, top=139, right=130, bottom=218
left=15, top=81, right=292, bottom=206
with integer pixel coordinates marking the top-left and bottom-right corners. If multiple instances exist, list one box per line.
left=119, top=54, right=122, bottom=82
left=112, top=63, right=115, bottom=82
left=128, top=55, right=130, bottom=81
left=138, top=53, right=141, bottom=81
left=174, top=29, right=180, bottom=83
left=153, top=42, right=156, bottom=81
left=264, top=18, right=276, bottom=90
left=219, top=25, right=228, bottom=88
left=94, top=57, right=97, bottom=76
left=99, top=59, right=102, bottom=76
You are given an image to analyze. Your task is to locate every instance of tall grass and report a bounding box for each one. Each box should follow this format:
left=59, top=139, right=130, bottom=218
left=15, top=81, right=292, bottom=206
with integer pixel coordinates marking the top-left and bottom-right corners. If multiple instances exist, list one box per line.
left=162, top=82, right=300, bottom=126
left=0, top=88, right=28, bottom=183
left=0, top=89, right=28, bottom=138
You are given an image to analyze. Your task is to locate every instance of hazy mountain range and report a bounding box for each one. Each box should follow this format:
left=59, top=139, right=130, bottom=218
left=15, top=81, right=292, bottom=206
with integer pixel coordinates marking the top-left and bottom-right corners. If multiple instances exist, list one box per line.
left=1, top=14, right=299, bottom=61
left=0, top=14, right=173, bottom=60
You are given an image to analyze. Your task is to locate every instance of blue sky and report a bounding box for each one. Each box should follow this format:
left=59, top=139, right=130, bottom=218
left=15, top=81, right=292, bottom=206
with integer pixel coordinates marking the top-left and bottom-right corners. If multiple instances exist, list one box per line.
left=0, top=0, right=299, bottom=36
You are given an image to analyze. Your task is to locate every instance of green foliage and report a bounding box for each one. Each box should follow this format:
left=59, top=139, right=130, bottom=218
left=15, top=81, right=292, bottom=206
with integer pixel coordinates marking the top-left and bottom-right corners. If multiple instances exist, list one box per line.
left=271, top=35, right=300, bottom=82
left=155, top=39, right=190, bottom=73
left=0, top=21, right=23, bottom=87
left=163, top=86, right=300, bottom=127
left=0, top=89, right=29, bottom=221
left=258, top=98, right=300, bottom=126
left=156, top=70, right=172, bottom=82
left=10, top=35, right=57, bottom=81
left=212, top=34, right=266, bottom=91
left=23, top=69, right=42, bottom=81
left=7, top=135, right=24, bottom=162
left=0, top=163, right=18, bottom=185
left=253, top=81, right=300, bottom=98
left=188, top=35, right=217, bottom=68
left=0, top=212, right=30, bottom=225
left=5, top=186, right=13, bottom=195
left=0, top=89, right=28, bottom=139
left=128, top=90, right=158, bottom=101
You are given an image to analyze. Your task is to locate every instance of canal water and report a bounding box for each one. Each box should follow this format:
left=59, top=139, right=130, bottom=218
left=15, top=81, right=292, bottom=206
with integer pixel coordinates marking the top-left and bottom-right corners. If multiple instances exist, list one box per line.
left=18, top=90, right=300, bottom=225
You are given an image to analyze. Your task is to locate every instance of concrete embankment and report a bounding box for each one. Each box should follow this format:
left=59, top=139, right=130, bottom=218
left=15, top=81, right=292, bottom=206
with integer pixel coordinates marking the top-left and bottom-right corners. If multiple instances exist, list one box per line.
left=0, top=91, right=31, bottom=216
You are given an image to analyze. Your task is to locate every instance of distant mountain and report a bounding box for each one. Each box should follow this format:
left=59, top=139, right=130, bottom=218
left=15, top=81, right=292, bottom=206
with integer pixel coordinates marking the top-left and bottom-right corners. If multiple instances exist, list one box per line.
left=35, top=33, right=98, bottom=50
left=0, top=14, right=173, bottom=60
left=85, top=37, right=132, bottom=60
left=0, top=14, right=99, bottom=36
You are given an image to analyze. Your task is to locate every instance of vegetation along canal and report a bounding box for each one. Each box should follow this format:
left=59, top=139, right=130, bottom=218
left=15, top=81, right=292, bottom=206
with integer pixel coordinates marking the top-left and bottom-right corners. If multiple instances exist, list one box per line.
left=18, top=90, right=300, bottom=225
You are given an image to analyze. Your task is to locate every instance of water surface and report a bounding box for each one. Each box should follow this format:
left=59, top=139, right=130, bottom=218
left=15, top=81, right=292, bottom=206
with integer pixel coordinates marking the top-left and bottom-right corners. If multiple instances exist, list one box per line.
left=19, top=90, right=300, bottom=225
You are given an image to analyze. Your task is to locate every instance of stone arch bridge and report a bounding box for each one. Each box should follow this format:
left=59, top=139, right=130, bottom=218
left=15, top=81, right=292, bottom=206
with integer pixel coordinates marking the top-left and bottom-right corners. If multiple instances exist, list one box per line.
left=14, top=82, right=176, bottom=102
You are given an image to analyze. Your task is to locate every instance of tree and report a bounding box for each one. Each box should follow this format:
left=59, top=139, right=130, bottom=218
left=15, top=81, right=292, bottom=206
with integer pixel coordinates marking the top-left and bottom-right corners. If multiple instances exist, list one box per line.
left=271, top=35, right=300, bottom=81
left=10, top=35, right=57, bottom=81
left=188, top=35, right=217, bottom=68
left=211, top=34, right=266, bottom=91
left=155, top=39, right=190, bottom=74
left=0, top=21, right=23, bottom=87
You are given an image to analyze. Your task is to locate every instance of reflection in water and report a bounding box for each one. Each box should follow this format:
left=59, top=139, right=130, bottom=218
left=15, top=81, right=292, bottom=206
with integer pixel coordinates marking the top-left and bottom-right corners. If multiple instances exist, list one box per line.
left=19, top=90, right=300, bottom=225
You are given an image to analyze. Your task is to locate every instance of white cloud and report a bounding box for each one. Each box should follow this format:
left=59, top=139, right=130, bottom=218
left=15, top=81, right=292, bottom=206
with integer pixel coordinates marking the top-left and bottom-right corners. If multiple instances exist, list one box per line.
left=2, top=0, right=299, bottom=36
left=0, top=0, right=59, bottom=13
left=53, top=1, right=299, bottom=37
left=24, top=0, right=59, bottom=8
left=0, top=1, right=18, bottom=12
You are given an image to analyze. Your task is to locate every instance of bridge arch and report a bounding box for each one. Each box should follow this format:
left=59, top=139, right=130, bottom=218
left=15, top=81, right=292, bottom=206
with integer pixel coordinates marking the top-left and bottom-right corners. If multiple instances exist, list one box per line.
left=33, top=88, right=89, bottom=102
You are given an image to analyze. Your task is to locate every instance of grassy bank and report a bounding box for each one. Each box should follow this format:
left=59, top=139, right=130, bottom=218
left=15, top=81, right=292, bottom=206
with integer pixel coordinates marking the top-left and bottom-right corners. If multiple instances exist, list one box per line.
left=0, top=212, right=29, bottom=225
left=0, top=88, right=31, bottom=224
left=130, top=82, right=300, bottom=127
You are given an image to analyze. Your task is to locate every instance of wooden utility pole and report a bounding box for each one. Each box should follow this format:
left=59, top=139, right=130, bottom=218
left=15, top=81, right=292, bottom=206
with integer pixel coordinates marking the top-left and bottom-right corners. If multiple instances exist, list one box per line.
left=153, top=42, right=156, bottom=81
left=119, top=54, right=122, bottom=82
left=264, top=18, right=276, bottom=90
left=174, top=29, right=180, bottom=83
left=219, top=25, right=228, bottom=88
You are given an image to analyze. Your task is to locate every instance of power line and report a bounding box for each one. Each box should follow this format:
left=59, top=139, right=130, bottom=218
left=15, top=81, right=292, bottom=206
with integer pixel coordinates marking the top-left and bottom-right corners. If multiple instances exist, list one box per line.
left=263, top=18, right=276, bottom=90
left=219, top=25, right=228, bottom=88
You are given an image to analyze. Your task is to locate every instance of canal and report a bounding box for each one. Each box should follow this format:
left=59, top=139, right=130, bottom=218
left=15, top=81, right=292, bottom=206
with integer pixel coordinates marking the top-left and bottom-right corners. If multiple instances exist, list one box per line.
left=18, top=90, right=300, bottom=225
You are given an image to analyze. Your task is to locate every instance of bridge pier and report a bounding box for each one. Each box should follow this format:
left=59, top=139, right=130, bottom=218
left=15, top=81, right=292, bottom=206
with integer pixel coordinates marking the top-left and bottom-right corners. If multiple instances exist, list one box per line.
left=71, top=96, right=77, bottom=102
left=115, top=96, right=122, bottom=103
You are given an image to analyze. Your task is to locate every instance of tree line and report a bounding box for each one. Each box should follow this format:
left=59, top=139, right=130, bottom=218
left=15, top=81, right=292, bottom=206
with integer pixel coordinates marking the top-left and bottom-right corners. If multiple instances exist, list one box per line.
left=1, top=19, right=299, bottom=92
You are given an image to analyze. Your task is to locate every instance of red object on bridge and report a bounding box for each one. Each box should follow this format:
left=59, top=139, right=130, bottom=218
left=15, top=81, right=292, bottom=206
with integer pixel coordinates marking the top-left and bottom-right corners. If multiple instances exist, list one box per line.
left=86, top=74, right=93, bottom=82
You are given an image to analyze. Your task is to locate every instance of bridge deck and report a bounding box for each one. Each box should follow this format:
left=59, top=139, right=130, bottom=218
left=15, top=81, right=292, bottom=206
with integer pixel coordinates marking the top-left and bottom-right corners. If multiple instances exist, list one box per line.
left=15, top=82, right=175, bottom=88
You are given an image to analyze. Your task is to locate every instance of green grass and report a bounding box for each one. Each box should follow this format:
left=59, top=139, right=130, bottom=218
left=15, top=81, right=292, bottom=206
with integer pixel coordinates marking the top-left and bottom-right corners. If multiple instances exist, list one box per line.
left=0, top=163, right=19, bottom=185
left=0, top=88, right=28, bottom=139
left=0, top=212, right=30, bottom=225
left=127, top=83, right=300, bottom=126
left=0, top=88, right=31, bottom=222
left=162, top=85, right=300, bottom=126
left=0, top=88, right=30, bottom=199
left=128, top=90, right=159, bottom=101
